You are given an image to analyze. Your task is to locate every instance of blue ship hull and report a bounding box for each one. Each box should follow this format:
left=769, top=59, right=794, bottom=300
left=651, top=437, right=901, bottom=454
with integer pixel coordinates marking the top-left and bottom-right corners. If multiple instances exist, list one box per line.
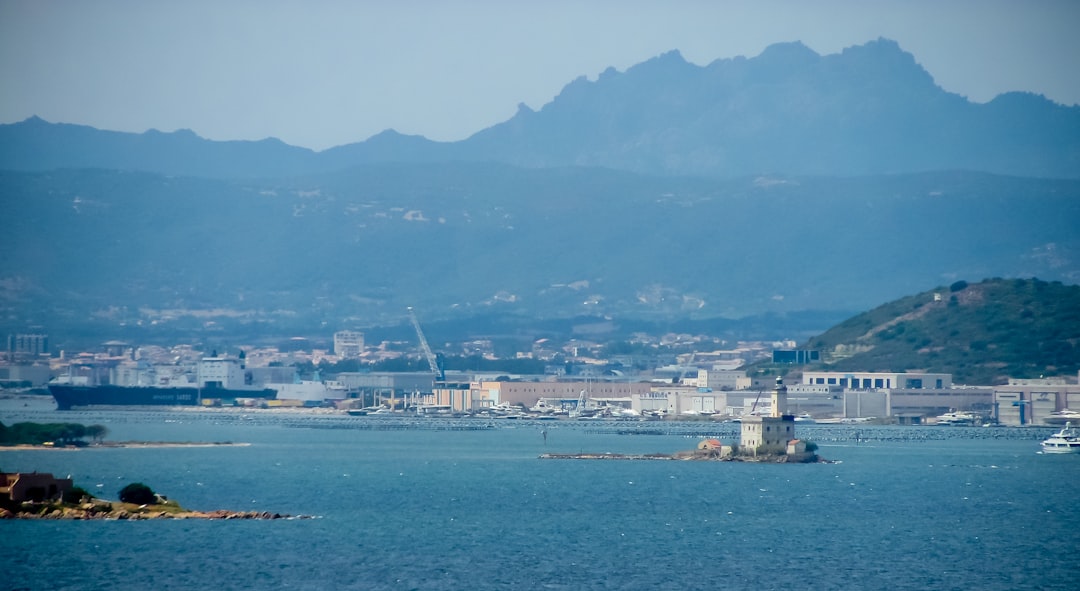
left=49, top=384, right=277, bottom=410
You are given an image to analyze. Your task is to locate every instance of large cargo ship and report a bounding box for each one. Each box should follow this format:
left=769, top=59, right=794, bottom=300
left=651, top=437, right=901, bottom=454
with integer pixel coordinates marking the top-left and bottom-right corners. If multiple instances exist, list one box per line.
left=49, top=354, right=278, bottom=410
left=48, top=383, right=278, bottom=410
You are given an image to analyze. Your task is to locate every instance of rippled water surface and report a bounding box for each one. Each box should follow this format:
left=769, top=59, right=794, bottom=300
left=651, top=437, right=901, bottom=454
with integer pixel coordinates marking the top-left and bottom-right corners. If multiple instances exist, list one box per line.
left=2, top=400, right=1077, bottom=590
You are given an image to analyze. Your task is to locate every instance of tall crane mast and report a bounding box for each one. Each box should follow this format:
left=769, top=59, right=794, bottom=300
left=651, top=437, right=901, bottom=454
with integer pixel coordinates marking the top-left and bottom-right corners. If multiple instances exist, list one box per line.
left=408, top=307, right=444, bottom=380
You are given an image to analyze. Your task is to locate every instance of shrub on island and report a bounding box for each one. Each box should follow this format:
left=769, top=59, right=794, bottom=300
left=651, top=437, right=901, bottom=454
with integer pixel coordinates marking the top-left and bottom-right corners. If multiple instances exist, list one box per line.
left=62, top=486, right=92, bottom=504
left=118, top=482, right=156, bottom=505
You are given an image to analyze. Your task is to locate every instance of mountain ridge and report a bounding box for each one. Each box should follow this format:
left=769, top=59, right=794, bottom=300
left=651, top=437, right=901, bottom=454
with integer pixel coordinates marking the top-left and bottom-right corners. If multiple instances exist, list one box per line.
left=2, top=39, right=1078, bottom=179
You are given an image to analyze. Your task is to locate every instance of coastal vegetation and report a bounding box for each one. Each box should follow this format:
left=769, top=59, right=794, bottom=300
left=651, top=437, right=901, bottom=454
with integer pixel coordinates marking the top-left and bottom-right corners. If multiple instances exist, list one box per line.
left=118, top=482, right=157, bottom=505
left=793, top=278, right=1080, bottom=385
left=0, top=421, right=108, bottom=447
left=63, top=486, right=92, bottom=504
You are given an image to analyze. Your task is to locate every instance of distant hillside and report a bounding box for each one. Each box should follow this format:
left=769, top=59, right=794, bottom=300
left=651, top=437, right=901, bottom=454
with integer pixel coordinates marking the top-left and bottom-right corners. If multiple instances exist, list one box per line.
left=2, top=39, right=1078, bottom=179
left=2, top=166, right=1078, bottom=347
left=802, top=278, right=1080, bottom=385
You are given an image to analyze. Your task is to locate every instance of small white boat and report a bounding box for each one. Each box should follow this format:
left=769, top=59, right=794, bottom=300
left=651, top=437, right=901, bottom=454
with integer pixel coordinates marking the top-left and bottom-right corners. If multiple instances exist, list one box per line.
left=1041, top=422, right=1080, bottom=454
left=794, top=413, right=816, bottom=424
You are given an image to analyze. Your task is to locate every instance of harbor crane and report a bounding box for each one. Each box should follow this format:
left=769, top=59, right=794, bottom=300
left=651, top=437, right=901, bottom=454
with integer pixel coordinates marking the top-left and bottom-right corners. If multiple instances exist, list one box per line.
left=408, top=307, right=445, bottom=381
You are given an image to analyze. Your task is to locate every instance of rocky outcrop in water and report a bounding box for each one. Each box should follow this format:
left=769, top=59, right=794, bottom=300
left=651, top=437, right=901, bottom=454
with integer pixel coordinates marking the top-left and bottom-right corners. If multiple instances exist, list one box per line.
left=0, top=500, right=308, bottom=520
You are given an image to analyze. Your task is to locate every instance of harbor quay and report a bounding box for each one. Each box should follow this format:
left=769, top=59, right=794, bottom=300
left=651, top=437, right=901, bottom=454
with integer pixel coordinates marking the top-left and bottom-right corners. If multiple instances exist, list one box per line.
left=3, top=335, right=1078, bottom=426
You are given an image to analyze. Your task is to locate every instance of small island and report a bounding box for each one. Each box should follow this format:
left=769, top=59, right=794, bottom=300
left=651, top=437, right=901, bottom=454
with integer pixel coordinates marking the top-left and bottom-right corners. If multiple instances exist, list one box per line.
left=0, top=420, right=110, bottom=448
left=2, top=423, right=303, bottom=520
left=542, top=378, right=831, bottom=464
left=540, top=437, right=827, bottom=463
left=0, top=420, right=249, bottom=450
left=2, top=421, right=296, bottom=519
left=1, top=474, right=307, bottom=520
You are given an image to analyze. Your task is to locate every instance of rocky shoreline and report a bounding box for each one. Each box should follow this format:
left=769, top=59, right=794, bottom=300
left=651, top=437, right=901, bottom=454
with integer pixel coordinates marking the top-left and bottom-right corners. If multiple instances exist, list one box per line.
left=98, top=441, right=250, bottom=448
left=1, top=499, right=310, bottom=520
left=0, top=441, right=250, bottom=451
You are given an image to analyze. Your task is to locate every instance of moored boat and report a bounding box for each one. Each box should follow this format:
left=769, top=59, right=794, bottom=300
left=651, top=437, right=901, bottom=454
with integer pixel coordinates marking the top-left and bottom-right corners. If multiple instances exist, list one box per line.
left=1040, top=422, right=1080, bottom=454
left=934, top=410, right=979, bottom=426
left=1043, top=409, right=1080, bottom=425
left=49, top=354, right=280, bottom=410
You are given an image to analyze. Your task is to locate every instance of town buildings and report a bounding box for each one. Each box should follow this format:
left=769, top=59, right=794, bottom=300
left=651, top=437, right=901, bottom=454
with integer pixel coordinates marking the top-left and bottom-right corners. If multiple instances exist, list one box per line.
left=3, top=332, right=1078, bottom=425
left=6, top=334, right=48, bottom=359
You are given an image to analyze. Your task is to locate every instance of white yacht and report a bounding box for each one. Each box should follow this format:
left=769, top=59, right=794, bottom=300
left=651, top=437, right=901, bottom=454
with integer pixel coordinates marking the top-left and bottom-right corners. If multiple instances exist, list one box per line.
left=934, top=411, right=979, bottom=426
left=1043, top=409, right=1080, bottom=425
left=1040, top=422, right=1080, bottom=454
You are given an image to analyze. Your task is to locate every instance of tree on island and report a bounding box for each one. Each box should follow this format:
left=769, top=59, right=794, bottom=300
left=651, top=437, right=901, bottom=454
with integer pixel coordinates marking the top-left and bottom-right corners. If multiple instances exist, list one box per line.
left=119, top=482, right=157, bottom=505
left=57, top=423, right=86, bottom=445
left=0, top=421, right=103, bottom=446
left=85, top=424, right=108, bottom=443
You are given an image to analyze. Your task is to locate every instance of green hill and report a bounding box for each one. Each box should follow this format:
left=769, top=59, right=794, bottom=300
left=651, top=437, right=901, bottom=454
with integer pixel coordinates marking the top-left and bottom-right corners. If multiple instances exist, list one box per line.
left=801, top=278, right=1080, bottom=385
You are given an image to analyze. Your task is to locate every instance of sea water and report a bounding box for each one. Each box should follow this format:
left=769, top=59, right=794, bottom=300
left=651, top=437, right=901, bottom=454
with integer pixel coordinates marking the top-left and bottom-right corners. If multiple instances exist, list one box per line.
left=2, top=402, right=1078, bottom=591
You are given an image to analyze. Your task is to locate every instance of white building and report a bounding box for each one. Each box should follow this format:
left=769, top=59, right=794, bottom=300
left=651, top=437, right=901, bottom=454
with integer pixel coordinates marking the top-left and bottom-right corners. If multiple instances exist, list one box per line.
left=696, top=369, right=751, bottom=391
left=801, top=371, right=952, bottom=390
left=797, top=372, right=992, bottom=420
left=333, top=331, right=365, bottom=358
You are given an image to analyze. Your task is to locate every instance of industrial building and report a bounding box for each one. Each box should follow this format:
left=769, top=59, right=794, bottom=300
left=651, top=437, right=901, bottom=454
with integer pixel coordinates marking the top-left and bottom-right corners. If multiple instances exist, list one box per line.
left=633, top=385, right=731, bottom=417
left=695, top=368, right=751, bottom=391
left=0, top=363, right=52, bottom=387
left=430, top=380, right=653, bottom=413
left=791, top=371, right=993, bottom=421
left=801, top=371, right=952, bottom=390
left=335, top=371, right=436, bottom=407
left=992, top=377, right=1080, bottom=426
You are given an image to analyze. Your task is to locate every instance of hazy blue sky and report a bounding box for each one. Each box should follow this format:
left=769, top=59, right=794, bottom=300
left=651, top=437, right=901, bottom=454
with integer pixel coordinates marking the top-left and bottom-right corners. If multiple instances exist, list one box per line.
left=2, top=0, right=1077, bottom=151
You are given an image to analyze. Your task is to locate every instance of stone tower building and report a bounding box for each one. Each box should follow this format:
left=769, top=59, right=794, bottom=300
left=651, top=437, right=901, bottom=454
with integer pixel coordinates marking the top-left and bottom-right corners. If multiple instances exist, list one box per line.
left=740, top=376, right=796, bottom=454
